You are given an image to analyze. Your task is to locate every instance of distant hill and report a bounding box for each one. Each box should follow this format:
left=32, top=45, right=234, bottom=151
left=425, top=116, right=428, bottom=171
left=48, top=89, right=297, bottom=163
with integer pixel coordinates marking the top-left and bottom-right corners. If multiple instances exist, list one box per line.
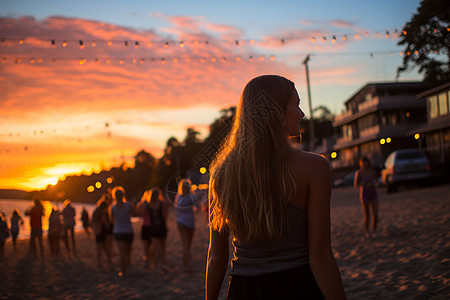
left=0, top=189, right=31, bottom=200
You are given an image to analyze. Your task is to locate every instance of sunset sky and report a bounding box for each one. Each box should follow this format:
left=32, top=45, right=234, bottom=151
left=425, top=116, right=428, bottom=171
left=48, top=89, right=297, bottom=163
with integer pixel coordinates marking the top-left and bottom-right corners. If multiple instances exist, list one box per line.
left=1, top=0, right=423, bottom=191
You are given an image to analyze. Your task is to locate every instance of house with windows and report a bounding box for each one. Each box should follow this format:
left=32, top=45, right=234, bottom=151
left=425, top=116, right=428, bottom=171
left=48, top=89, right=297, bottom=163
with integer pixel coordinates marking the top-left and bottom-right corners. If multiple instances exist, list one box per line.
left=414, top=83, right=450, bottom=173
left=331, top=81, right=431, bottom=174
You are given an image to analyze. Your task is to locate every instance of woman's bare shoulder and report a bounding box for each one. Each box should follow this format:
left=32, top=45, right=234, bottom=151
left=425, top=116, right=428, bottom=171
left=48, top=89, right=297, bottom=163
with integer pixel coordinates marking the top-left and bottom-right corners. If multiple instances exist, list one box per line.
left=292, top=149, right=330, bottom=170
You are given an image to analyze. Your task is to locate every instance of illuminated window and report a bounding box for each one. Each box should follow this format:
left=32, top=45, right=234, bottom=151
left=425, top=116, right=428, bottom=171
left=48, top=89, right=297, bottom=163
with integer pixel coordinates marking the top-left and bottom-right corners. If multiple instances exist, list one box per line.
left=429, top=96, right=438, bottom=119
left=438, top=92, right=448, bottom=116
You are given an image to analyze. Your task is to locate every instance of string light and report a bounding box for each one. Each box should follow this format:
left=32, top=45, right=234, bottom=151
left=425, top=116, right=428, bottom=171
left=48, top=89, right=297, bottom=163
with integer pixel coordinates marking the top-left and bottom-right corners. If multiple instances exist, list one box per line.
left=385, top=31, right=390, bottom=38
left=331, top=36, right=336, bottom=44
left=134, top=41, right=139, bottom=48
left=79, top=40, right=84, bottom=49
left=91, top=41, right=96, bottom=47
left=124, top=41, right=128, bottom=47
left=164, top=42, right=169, bottom=48
left=211, top=57, right=216, bottom=63
left=19, top=39, right=23, bottom=45
left=51, top=39, right=56, bottom=47
left=311, top=37, right=316, bottom=43
left=249, top=56, right=254, bottom=62
left=108, top=41, right=112, bottom=46
left=179, top=41, right=184, bottom=48
left=343, top=35, right=348, bottom=41
left=235, top=40, right=239, bottom=46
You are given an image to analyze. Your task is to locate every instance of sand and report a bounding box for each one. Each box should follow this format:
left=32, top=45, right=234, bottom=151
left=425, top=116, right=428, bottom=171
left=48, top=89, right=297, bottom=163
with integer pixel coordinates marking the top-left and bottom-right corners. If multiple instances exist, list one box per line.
left=1, top=182, right=449, bottom=299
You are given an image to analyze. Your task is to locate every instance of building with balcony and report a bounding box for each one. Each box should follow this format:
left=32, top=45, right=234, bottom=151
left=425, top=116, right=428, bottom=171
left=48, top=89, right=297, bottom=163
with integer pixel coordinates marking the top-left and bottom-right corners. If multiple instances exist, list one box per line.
left=415, top=83, right=450, bottom=172
left=331, top=81, right=431, bottom=172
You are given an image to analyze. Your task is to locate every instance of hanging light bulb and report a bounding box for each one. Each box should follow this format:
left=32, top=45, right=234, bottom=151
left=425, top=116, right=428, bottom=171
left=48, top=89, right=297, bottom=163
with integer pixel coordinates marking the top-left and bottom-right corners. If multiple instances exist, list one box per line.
left=250, top=39, right=255, bottom=44
left=19, top=38, right=24, bottom=45
left=365, top=32, right=369, bottom=38
left=200, top=58, right=205, bottom=63
left=124, top=41, right=128, bottom=47
left=185, top=57, right=191, bottom=63
left=354, top=34, right=360, bottom=39
left=164, top=42, right=169, bottom=48
left=331, top=36, right=336, bottom=44
left=148, top=41, right=153, bottom=47
left=140, top=58, right=145, bottom=64
left=385, top=31, right=390, bottom=38
left=2, top=57, right=6, bottom=63
left=80, top=58, right=86, bottom=65
left=221, top=57, right=227, bottom=63
left=92, top=41, right=96, bottom=47
left=134, top=41, right=139, bottom=48
left=51, top=40, right=56, bottom=47
left=259, top=56, right=265, bottom=61
left=211, top=57, right=217, bottom=63
left=236, top=56, right=242, bottom=62
left=79, top=40, right=84, bottom=49
left=235, top=40, right=239, bottom=46
left=311, top=37, right=316, bottom=43
left=249, top=56, right=254, bottom=62
left=179, top=41, right=184, bottom=48
left=161, top=58, right=166, bottom=64
left=30, top=58, right=35, bottom=64
left=270, top=55, right=275, bottom=61
left=322, top=36, right=327, bottom=42
left=402, top=30, right=407, bottom=35
left=38, top=58, right=42, bottom=63
left=108, top=41, right=112, bottom=46
left=132, top=58, right=137, bottom=64
left=173, top=58, right=179, bottom=63
left=281, top=39, right=285, bottom=45
left=119, top=59, right=124, bottom=64
left=343, top=35, right=348, bottom=41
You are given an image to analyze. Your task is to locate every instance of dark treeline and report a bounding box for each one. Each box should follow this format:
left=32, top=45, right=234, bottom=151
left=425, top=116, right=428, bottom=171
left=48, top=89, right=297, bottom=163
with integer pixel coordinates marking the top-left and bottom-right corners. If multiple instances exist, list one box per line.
left=29, top=105, right=334, bottom=204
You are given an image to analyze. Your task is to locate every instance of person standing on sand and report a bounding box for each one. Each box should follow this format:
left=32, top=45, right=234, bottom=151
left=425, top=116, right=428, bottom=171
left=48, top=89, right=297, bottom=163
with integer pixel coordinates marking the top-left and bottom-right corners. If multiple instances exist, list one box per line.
left=25, top=198, right=45, bottom=258
left=0, top=212, right=9, bottom=257
left=137, top=190, right=153, bottom=268
left=111, top=186, right=135, bottom=277
left=48, top=208, right=62, bottom=256
left=206, top=75, right=346, bottom=299
left=92, top=200, right=114, bottom=270
left=354, top=156, right=379, bottom=238
left=175, top=179, right=198, bottom=272
left=148, top=187, right=168, bottom=273
left=10, top=209, right=24, bottom=253
left=81, top=207, right=90, bottom=236
left=62, top=199, right=76, bottom=256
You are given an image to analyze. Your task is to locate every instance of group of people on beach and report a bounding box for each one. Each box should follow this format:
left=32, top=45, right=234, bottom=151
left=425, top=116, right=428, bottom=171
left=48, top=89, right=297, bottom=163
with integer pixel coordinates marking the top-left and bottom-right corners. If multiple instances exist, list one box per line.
left=0, top=177, right=202, bottom=279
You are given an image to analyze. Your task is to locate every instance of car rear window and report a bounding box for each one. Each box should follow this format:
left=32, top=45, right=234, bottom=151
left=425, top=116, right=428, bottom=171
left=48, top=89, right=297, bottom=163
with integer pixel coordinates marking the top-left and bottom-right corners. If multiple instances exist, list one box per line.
left=397, top=152, right=425, bottom=160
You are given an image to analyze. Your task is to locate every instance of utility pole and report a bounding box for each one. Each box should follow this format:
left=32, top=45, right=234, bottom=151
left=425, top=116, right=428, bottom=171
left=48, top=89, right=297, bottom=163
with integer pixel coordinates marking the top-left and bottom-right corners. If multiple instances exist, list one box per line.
left=303, top=54, right=316, bottom=151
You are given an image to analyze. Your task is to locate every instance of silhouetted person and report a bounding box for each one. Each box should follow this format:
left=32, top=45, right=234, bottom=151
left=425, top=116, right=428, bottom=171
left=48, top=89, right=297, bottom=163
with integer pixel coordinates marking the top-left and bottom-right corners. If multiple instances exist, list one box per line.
left=81, top=207, right=90, bottom=236
left=25, top=198, right=45, bottom=258
left=48, top=208, right=62, bottom=257
left=10, top=209, right=24, bottom=253
left=62, top=199, right=76, bottom=256
left=92, top=200, right=113, bottom=270
left=0, top=212, right=9, bottom=257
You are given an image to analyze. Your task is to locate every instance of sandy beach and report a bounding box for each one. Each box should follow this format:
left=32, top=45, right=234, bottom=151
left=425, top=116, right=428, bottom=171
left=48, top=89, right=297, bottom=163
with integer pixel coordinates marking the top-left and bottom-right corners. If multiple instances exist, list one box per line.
left=1, top=182, right=449, bottom=299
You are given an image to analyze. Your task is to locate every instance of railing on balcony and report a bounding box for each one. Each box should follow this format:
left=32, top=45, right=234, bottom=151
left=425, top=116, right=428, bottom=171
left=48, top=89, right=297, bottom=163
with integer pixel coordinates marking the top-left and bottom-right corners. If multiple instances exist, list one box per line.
left=334, top=110, right=352, bottom=123
left=358, top=96, right=379, bottom=111
left=359, top=124, right=380, bottom=138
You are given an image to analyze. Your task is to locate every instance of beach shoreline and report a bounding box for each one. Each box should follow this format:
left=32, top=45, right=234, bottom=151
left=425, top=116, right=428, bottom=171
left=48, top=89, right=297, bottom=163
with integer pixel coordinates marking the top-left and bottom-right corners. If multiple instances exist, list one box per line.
left=1, top=182, right=449, bottom=299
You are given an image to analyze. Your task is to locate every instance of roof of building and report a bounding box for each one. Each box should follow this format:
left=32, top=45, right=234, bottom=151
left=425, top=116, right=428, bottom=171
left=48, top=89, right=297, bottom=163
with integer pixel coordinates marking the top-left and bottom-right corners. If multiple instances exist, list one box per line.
left=344, top=81, right=431, bottom=105
left=416, top=82, right=450, bottom=98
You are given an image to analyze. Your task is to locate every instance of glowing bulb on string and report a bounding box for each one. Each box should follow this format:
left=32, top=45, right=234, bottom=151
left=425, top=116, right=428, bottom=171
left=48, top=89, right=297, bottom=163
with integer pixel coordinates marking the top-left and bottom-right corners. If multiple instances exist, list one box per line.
left=80, top=58, right=86, bottom=65
left=331, top=36, right=336, bottom=44
left=211, top=57, right=216, bottom=63
left=250, top=39, right=255, bottom=44
left=62, top=40, right=67, bottom=47
left=385, top=31, right=390, bottom=38
left=194, top=40, right=199, bottom=45
left=249, top=56, right=254, bottom=62
left=92, top=41, right=96, bottom=47
left=185, top=57, right=191, bottom=63
left=311, top=37, right=316, bottom=43
left=108, top=41, right=112, bottom=46
left=148, top=41, right=152, bottom=47
left=173, top=58, right=178, bottom=63
left=161, top=58, right=166, bottom=64
left=322, top=36, right=327, bottom=42
left=30, top=58, right=35, bottom=64
left=51, top=39, right=55, bottom=47
left=406, top=51, right=411, bottom=55
left=2, top=58, right=6, bottom=63
left=236, top=56, right=241, bottom=62
left=19, top=39, right=23, bottom=45
left=133, top=58, right=137, bottom=64
left=15, top=58, right=20, bottom=64
left=134, top=41, right=139, bottom=48
left=400, top=51, right=403, bottom=56
left=354, top=34, right=360, bottom=39
left=259, top=56, right=265, bottom=61
left=79, top=40, right=84, bottom=49
left=221, top=57, right=227, bottom=63
left=414, top=50, right=418, bottom=55
left=119, top=59, right=124, bottom=65
left=179, top=41, right=184, bottom=48
left=200, top=58, right=205, bottom=63
left=343, top=35, right=347, bottom=41
left=365, top=32, right=369, bottom=38
left=270, top=55, right=275, bottom=61
left=402, top=30, right=407, bottom=35
left=281, top=39, right=285, bottom=45
left=235, top=40, right=239, bottom=46
left=140, top=59, right=145, bottom=64
left=164, top=42, right=169, bottom=48
left=106, top=59, right=111, bottom=64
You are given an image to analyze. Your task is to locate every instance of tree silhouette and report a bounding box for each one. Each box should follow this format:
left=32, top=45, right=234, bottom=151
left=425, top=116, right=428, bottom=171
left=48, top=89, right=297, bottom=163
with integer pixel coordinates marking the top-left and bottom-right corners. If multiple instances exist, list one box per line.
left=397, top=0, right=450, bottom=83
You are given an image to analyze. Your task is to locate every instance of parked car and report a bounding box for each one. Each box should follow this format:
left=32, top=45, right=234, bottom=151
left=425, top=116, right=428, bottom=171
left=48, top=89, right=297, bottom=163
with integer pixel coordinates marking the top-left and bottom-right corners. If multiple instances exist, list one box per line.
left=381, top=148, right=431, bottom=193
left=333, top=171, right=356, bottom=188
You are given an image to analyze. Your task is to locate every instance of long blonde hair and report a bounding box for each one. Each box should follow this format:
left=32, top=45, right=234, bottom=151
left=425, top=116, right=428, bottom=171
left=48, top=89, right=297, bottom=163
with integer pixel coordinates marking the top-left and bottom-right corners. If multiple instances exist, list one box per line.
left=209, top=75, right=298, bottom=243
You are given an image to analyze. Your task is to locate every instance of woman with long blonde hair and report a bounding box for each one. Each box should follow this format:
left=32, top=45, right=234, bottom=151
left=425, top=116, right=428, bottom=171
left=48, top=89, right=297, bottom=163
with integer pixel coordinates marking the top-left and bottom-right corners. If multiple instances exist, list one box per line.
left=175, top=178, right=197, bottom=272
left=206, top=75, right=345, bottom=299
